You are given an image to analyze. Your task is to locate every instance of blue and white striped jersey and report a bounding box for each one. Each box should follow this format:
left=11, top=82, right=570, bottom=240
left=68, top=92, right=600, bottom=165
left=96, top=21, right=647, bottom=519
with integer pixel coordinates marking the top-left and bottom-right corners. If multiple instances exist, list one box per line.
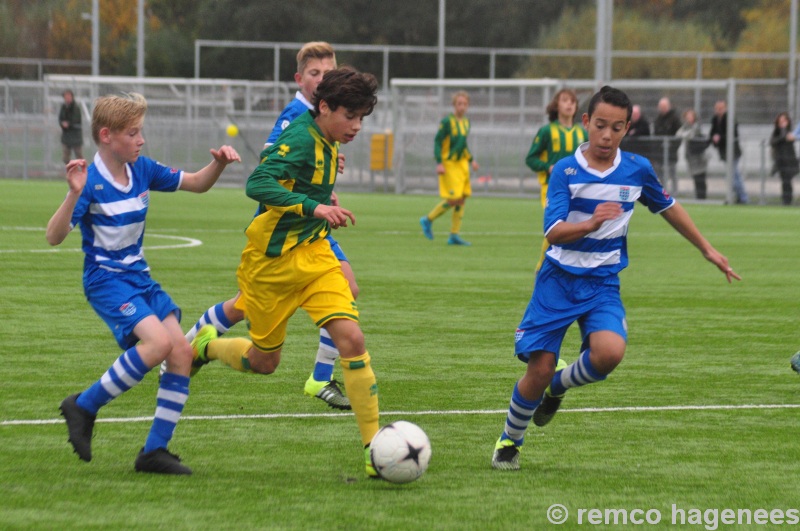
left=70, top=153, right=183, bottom=275
left=265, top=91, right=312, bottom=146
left=544, top=144, right=675, bottom=278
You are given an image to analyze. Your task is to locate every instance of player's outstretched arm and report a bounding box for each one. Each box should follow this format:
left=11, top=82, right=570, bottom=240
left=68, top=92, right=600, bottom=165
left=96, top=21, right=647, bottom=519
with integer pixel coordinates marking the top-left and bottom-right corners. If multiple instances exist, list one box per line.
left=180, top=145, right=241, bottom=193
left=46, top=159, right=87, bottom=246
left=661, top=202, right=742, bottom=283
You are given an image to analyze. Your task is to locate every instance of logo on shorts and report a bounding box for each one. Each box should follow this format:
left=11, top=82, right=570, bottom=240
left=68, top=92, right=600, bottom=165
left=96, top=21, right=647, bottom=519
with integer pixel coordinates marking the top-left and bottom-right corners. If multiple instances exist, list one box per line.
left=119, top=302, right=137, bottom=317
left=514, top=328, right=524, bottom=343
left=619, top=186, right=630, bottom=201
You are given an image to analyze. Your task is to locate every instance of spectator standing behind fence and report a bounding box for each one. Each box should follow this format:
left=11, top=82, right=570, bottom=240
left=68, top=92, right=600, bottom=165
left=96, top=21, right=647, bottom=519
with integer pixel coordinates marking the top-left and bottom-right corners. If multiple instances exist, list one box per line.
left=676, top=109, right=710, bottom=200
left=59, top=89, right=83, bottom=164
left=627, top=105, right=651, bottom=137
left=769, top=112, right=799, bottom=206
left=653, top=97, right=682, bottom=191
left=710, top=100, right=748, bottom=204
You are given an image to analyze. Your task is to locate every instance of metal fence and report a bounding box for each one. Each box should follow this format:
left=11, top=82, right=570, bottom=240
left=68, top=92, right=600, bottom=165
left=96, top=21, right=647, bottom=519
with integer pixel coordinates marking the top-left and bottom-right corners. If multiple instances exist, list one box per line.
left=0, top=74, right=795, bottom=204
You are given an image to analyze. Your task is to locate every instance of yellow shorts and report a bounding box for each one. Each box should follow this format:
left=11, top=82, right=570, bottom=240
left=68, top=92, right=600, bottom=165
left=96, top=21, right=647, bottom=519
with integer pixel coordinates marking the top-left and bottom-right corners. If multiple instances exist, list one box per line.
left=438, top=159, right=472, bottom=200
left=235, top=237, right=358, bottom=353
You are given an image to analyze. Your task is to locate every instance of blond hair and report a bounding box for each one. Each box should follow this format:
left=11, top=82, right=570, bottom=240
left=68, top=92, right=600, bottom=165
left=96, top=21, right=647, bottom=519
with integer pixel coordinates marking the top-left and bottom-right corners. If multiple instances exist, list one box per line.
left=452, top=90, right=470, bottom=105
left=91, top=92, right=147, bottom=144
left=296, top=41, right=336, bottom=75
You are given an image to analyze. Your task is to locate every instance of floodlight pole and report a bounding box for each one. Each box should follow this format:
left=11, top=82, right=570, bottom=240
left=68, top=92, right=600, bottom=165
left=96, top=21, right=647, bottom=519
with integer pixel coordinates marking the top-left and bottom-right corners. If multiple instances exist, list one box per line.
left=137, top=0, right=145, bottom=77
left=790, top=0, right=798, bottom=118
left=91, top=0, right=99, bottom=76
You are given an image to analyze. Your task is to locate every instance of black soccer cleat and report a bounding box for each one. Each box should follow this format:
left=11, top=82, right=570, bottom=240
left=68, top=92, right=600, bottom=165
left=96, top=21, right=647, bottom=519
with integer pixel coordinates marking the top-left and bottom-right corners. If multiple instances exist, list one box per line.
left=532, top=392, right=564, bottom=427
left=60, top=393, right=96, bottom=462
left=134, top=447, right=192, bottom=475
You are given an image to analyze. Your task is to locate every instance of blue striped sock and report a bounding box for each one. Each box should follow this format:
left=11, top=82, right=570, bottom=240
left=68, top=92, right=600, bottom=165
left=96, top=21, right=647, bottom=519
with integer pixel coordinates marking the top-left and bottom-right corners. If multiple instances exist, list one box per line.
left=143, top=372, right=190, bottom=453
left=77, top=347, right=149, bottom=415
left=185, top=302, right=234, bottom=342
left=312, top=328, right=338, bottom=382
left=549, top=349, right=607, bottom=396
left=501, top=382, right=541, bottom=446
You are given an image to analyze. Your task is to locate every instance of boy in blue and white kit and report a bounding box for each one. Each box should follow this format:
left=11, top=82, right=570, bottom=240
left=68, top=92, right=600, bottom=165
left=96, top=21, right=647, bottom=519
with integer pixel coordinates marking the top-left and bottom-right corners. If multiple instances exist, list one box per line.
left=492, top=86, right=741, bottom=471
left=183, top=42, right=355, bottom=410
left=47, top=92, right=240, bottom=474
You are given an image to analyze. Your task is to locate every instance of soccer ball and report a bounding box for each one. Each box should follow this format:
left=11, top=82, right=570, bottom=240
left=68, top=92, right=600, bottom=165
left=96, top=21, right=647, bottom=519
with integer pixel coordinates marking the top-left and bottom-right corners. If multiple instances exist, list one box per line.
left=791, top=351, right=800, bottom=374
left=369, top=421, right=431, bottom=484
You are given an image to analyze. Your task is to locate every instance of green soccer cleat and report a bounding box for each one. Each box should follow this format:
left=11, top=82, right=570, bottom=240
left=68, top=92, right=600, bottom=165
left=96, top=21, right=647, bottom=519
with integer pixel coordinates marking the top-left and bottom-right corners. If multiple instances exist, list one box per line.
left=189, top=325, right=217, bottom=376
left=365, top=446, right=380, bottom=478
left=791, top=352, right=800, bottom=374
left=420, top=216, right=434, bottom=240
left=304, top=375, right=351, bottom=410
left=491, top=437, right=520, bottom=471
left=533, top=357, right=568, bottom=427
left=447, top=233, right=471, bottom=246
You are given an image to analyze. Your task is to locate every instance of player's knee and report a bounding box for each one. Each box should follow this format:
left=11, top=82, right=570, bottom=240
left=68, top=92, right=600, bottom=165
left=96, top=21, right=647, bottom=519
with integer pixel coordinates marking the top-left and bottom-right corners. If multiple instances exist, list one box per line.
left=332, top=326, right=365, bottom=358
left=165, top=340, right=194, bottom=373
left=249, top=349, right=281, bottom=375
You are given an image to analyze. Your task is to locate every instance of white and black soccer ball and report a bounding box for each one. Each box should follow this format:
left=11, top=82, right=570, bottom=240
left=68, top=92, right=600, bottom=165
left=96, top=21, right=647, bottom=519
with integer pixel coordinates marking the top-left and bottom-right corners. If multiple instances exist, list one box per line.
left=369, top=421, right=431, bottom=484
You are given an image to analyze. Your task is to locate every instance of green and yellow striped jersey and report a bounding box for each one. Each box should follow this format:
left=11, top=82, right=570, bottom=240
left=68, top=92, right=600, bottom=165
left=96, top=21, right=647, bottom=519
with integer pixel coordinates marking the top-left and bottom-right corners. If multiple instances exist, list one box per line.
left=525, top=122, right=587, bottom=185
left=244, top=111, right=338, bottom=257
left=434, top=114, right=473, bottom=163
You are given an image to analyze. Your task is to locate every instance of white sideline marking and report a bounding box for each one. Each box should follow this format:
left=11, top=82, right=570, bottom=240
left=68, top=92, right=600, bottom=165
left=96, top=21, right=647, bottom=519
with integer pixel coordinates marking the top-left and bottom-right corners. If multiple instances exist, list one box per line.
left=3, top=403, right=799, bottom=426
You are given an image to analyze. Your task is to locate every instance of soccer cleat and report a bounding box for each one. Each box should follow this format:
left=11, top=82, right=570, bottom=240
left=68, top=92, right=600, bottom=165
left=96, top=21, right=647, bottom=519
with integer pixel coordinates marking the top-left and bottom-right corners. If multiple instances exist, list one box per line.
left=491, top=438, right=520, bottom=471
left=447, top=233, right=471, bottom=246
left=304, top=376, right=351, bottom=410
left=365, top=446, right=380, bottom=478
left=533, top=392, right=564, bottom=427
left=532, top=357, right=569, bottom=427
left=60, top=393, right=96, bottom=462
left=189, top=325, right=218, bottom=376
left=134, top=447, right=192, bottom=475
left=420, top=216, right=434, bottom=240
left=791, top=352, right=800, bottom=374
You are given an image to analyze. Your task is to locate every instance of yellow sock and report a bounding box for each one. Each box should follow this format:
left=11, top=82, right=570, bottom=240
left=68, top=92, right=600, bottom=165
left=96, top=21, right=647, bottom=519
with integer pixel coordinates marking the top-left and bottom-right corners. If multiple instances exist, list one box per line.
left=427, top=200, right=451, bottom=221
left=340, top=352, right=379, bottom=446
left=207, top=337, right=253, bottom=372
left=450, top=203, right=464, bottom=234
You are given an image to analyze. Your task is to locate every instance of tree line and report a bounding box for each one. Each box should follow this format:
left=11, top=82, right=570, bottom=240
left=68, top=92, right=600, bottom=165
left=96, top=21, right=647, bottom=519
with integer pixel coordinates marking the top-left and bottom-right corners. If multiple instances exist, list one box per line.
left=5, top=0, right=794, bottom=81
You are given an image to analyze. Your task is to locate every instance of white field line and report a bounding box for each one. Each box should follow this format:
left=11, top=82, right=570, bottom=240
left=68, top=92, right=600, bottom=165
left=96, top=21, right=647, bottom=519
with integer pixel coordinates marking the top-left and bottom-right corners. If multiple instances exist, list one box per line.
left=3, top=403, right=799, bottom=427
left=0, top=229, right=201, bottom=253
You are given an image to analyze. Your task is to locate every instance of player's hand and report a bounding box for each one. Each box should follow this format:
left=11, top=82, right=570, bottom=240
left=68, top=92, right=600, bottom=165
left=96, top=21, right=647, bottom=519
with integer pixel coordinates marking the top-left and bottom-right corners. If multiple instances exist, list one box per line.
left=436, top=163, right=445, bottom=175
left=704, top=249, right=742, bottom=283
left=313, top=204, right=355, bottom=229
left=590, top=202, right=623, bottom=229
left=65, top=159, right=88, bottom=194
left=471, top=160, right=480, bottom=171
left=210, top=145, right=242, bottom=165
left=337, top=153, right=346, bottom=174
left=330, top=191, right=340, bottom=207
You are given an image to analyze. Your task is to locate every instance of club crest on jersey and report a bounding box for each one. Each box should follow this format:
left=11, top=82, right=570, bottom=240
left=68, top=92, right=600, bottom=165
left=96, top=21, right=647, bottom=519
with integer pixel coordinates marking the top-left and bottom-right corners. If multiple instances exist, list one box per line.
left=514, top=328, right=524, bottom=342
left=619, top=186, right=630, bottom=201
left=119, top=302, right=137, bottom=317
left=139, top=191, right=149, bottom=207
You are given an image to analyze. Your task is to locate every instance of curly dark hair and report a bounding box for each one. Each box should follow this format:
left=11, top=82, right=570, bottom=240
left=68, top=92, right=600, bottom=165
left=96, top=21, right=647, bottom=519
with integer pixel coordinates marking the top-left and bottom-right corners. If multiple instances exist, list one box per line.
left=312, top=66, right=378, bottom=116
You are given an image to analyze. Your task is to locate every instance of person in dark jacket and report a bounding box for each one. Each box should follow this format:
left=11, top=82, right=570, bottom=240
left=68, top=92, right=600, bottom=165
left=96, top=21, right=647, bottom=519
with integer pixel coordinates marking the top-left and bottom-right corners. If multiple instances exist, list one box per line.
left=769, top=112, right=799, bottom=205
left=653, top=97, right=682, bottom=191
left=710, top=100, right=748, bottom=204
left=59, top=89, right=83, bottom=164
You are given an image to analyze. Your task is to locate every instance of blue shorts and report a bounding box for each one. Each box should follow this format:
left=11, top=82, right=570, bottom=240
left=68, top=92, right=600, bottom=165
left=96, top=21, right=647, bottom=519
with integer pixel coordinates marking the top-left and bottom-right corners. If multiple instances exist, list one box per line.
left=514, top=261, right=627, bottom=362
left=326, top=235, right=348, bottom=262
left=84, top=268, right=181, bottom=350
